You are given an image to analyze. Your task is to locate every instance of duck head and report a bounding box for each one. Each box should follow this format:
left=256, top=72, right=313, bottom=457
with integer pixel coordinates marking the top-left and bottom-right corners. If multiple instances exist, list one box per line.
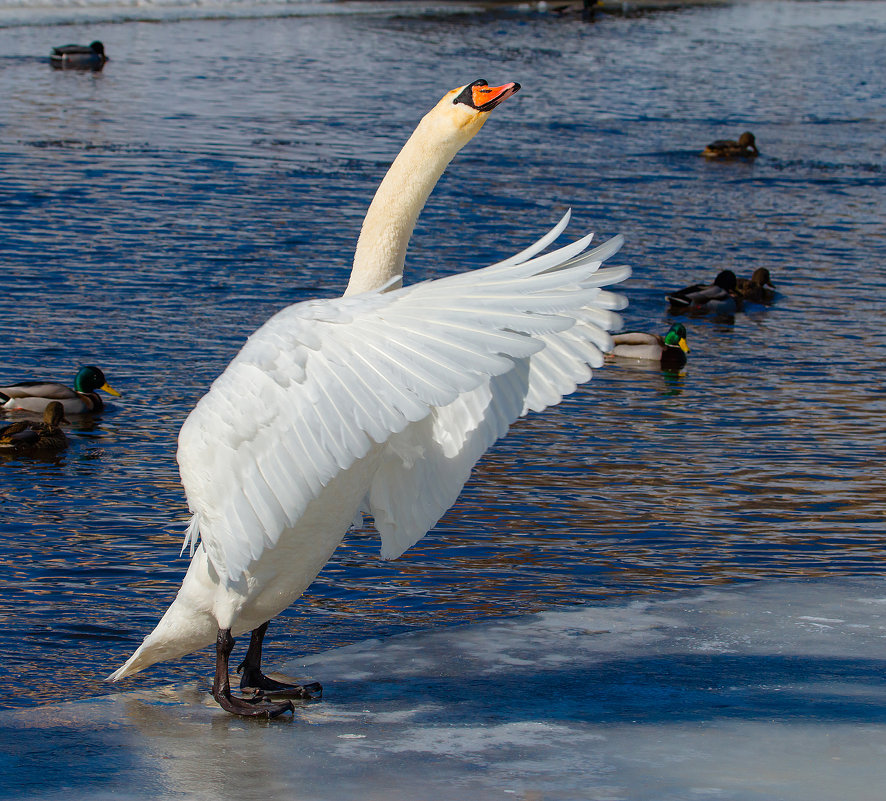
left=714, top=270, right=738, bottom=293
left=664, top=323, right=690, bottom=353
left=74, top=365, right=121, bottom=397
left=751, top=267, right=774, bottom=288
left=43, top=401, right=68, bottom=427
left=737, top=131, right=758, bottom=155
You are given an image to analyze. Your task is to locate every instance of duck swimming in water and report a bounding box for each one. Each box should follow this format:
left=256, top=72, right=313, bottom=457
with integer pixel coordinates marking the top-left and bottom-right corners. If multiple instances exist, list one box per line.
left=736, top=267, right=775, bottom=304
left=666, top=270, right=739, bottom=317
left=0, top=365, right=120, bottom=414
left=702, top=131, right=759, bottom=160
left=610, top=323, right=689, bottom=370
left=0, top=402, right=68, bottom=452
left=50, top=41, right=108, bottom=71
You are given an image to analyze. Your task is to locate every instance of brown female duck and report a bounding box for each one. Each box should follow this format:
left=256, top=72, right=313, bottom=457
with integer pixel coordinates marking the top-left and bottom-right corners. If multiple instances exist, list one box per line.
left=736, top=267, right=776, bottom=303
left=0, top=402, right=68, bottom=452
left=702, top=131, right=759, bottom=159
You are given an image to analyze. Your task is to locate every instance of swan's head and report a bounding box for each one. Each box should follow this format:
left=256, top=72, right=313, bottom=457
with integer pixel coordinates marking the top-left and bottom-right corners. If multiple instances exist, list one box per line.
left=449, top=79, right=521, bottom=114
left=427, top=79, right=520, bottom=144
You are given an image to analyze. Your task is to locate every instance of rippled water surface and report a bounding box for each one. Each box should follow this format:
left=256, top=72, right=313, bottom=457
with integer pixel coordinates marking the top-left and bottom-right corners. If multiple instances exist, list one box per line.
left=1, top=0, right=885, bottom=709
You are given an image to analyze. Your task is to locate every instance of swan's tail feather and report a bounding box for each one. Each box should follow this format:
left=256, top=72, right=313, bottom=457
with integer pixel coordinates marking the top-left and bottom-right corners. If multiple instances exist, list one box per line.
left=107, top=638, right=154, bottom=682
left=108, top=619, right=216, bottom=682
left=107, top=554, right=219, bottom=681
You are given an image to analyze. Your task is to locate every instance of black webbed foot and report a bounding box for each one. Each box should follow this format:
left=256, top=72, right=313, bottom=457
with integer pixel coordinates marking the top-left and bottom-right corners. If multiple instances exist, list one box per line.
left=214, top=686, right=295, bottom=719
left=213, top=627, right=296, bottom=719
left=237, top=660, right=323, bottom=699
left=235, top=621, right=322, bottom=700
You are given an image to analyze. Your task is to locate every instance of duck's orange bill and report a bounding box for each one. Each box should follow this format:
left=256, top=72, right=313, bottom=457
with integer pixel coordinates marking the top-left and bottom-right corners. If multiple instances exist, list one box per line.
left=472, top=82, right=520, bottom=111
left=101, top=382, right=122, bottom=397
left=679, top=338, right=690, bottom=353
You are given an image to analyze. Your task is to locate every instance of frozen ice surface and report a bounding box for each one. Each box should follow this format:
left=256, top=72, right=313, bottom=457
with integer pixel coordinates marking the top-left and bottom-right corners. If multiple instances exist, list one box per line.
left=3, top=579, right=886, bottom=800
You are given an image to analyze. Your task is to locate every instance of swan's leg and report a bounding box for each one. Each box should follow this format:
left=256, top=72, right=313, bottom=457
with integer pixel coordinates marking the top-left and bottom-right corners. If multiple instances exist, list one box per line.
left=212, top=628, right=294, bottom=718
left=236, top=621, right=323, bottom=699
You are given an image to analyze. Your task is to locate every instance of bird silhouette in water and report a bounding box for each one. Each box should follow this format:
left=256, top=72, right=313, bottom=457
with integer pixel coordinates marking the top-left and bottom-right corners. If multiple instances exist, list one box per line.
left=50, top=41, right=108, bottom=71
left=702, top=131, right=759, bottom=159
left=667, top=270, right=740, bottom=316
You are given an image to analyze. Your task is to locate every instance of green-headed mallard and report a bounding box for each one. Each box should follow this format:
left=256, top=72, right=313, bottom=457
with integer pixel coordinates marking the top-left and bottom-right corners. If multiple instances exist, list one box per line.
left=611, top=323, right=690, bottom=369
left=0, top=365, right=120, bottom=414
left=0, top=401, right=68, bottom=452
left=736, top=267, right=776, bottom=304
left=50, top=41, right=108, bottom=71
left=666, top=270, right=739, bottom=316
left=702, top=131, right=759, bottom=160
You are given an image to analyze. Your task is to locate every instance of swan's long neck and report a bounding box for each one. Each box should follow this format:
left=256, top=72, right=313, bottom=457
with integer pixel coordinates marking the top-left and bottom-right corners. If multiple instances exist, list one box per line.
left=345, top=111, right=480, bottom=297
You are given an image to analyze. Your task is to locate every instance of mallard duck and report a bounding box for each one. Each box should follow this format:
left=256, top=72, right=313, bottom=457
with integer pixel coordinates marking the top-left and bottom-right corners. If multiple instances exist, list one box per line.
left=0, top=402, right=68, bottom=452
left=666, top=270, right=739, bottom=316
left=702, top=131, right=759, bottom=159
left=49, top=41, right=108, bottom=71
left=611, top=323, right=689, bottom=369
left=0, top=365, right=120, bottom=414
left=736, top=267, right=775, bottom=303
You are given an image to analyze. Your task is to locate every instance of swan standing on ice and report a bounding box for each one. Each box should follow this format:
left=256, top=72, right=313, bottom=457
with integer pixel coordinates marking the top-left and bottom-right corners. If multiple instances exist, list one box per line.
left=109, top=79, right=631, bottom=717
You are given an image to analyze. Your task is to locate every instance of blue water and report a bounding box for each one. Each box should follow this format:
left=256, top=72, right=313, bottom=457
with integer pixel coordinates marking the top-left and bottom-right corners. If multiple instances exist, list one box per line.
left=0, top=0, right=885, bottom=710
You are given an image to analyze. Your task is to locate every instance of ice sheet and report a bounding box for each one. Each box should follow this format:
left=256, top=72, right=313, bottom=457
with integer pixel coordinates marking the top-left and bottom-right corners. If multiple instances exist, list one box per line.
left=3, top=579, right=886, bottom=800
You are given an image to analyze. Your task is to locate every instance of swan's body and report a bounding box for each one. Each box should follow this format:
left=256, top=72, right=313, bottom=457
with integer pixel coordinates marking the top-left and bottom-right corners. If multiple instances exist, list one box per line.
left=736, top=267, right=775, bottom=304
left=50, top=41, right=108, bottom=71
left=0, top=402, right=67, bottom=452
left=109, top=80, right=630, bottom=716
left=702, top=131, right=759, bottom=159
left=611, top=323, right=689, bottom=369
left=667, top=270, right=739, bottom=317
left=0, top=365, right=119, bottom=414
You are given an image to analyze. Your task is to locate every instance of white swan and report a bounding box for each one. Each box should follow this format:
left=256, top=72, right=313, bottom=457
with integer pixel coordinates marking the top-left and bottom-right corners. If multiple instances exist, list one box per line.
left=108, top=79, right=631, bottom=717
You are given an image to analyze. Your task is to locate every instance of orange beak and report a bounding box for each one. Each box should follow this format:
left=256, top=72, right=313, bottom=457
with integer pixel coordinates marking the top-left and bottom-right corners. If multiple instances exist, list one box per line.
left=471, top=81, right=520, bottom=112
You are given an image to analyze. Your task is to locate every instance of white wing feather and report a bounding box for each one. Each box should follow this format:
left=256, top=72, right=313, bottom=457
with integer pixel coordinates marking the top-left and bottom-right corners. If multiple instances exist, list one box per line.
left=177, top=217, right=629, bottom=582
left=367, top=273, right=629, bottom=560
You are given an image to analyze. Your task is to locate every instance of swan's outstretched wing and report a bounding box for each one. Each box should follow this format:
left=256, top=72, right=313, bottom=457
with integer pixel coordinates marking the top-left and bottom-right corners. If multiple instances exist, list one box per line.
left=177, top=217, right=629, bottom=582
left=365, top=224, right=629, bottom=559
